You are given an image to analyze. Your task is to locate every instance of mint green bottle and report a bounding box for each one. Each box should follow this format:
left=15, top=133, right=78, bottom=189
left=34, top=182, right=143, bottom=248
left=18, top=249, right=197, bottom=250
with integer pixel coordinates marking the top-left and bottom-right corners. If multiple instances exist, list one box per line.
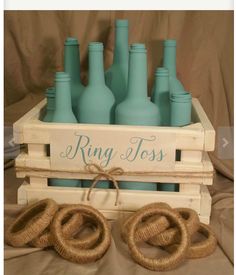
left=43, top=87, right=55, bottom=122
left=64, top=38, right=84, bottom=116
left=105, top=19, right=129, bottom=105
left=115, top=44, right=160, bottom=191
left=159, top=92, right=192, bottom=192
left=78, top=42, right=115, bottom=189
left=49, top=72, right=81, bottom=187
left=151, top=67, right=170, bottom=126
left=163, top=40, right=185, bottom=95
left=170, top=92, right=192, bottom=126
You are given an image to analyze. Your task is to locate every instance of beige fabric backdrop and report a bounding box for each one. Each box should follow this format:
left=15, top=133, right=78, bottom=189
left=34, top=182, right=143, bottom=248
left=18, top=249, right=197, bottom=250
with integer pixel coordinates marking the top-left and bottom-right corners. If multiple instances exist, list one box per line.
left=4, top=11, right=234, bottom=275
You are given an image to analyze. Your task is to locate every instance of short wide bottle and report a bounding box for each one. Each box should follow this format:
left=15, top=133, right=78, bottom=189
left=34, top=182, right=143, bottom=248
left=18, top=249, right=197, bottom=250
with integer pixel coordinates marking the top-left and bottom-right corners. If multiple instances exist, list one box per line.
left=43, top=87, right=55, bottom=122
left=105, top=19, right=129, bottom=105
left=64, top=37, right=84, bottom=116
left=49, top=72, right=81, bottom=187
left=78, top=42, right=115, bottom=189
left=115, top=43, right=160, bottom=191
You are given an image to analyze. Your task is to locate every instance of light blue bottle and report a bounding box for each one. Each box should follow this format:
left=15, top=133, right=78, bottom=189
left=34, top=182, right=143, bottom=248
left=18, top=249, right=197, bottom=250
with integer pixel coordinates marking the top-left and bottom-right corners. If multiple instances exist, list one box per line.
left=159, top=92, right=192, bottom=192
left=105, top=19, right=129, bottom=105
left=115, top=43, right=160, bottom=191
left=151, top=67, right=170, bottom=126
left=170, top=92, right=192, bottom=126
left=163, top=39, right=185, bottom=95
left=43, top=87, right=55, bottom=122
left=64, top=37, right=84, bottom=116
left=78, top=42, right=115, bottom=189
left=49, top=72, right=81, bottom=187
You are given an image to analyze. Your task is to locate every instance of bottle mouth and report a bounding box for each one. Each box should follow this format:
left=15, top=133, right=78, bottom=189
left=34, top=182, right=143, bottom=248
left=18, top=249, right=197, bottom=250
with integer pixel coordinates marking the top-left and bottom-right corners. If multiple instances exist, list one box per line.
left=170, top=92, right=192, bottom=102
left=55, top=72, right=70, bottom=82
left=155, top=67, right=169, bottom=76
left=163, top=39, right=177, bottom=47
left=89, top=42, right=103, bottom=51
left=130, top=43, right=146, bottom=53
left=64, top=37, right=79, bottom=46
left=115, top=19, right=128, bottom=27
left=46, top=87, right=55, bottom=97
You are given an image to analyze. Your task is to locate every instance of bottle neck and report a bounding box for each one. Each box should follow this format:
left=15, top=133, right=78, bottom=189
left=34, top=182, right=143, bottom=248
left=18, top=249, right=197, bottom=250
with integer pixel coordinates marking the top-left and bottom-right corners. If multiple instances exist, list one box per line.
left=155, top=75, right=169, bottom=92
left=163, top=46, right=176, bottom=77
left=89, top=50, right=105, bottom=86
left=64, top=45, right=81, bottom=83
left=55, top=80, right=73, bottom=112
left=127, top=51, right=148, bottom=99
left=113, top=27, right=129, bottom=65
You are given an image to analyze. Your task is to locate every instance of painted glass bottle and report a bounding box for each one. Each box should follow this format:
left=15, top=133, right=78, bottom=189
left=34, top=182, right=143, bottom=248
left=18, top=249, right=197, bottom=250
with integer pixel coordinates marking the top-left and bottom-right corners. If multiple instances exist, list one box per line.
left=151, top=67, right=170, bottom=126
left=163, top=39, right=185, bottom=95
left=105, top=19, right=129, bottom=105
left=78, top=42, right=115, bottom=189
left=43, top=87, right=55, bottom=122
left=115, top=43, right=160, bottom=191
left=159, top=92, right=192, bottom=192
left=64, top=37, right=84, bottom=116
left=49, top=72, right=81, bottom=187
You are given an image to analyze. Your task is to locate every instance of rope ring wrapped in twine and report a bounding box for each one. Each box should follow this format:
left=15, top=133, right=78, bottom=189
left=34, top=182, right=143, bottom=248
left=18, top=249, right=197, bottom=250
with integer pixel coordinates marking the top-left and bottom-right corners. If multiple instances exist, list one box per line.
left=30, top=205, right=84, bottom=248
left=66, top=218, right=102, bottom=249
left=5, top=199, right=58, bottom=247
left=147, top=208, right=200, bottom=247
left=51, top=204, right=111, bottom=264
left=164, top=223, right=217, bottom=259
left=121, top=203, right=171, bottom=243
left=126, top=207, right=190, bottom=271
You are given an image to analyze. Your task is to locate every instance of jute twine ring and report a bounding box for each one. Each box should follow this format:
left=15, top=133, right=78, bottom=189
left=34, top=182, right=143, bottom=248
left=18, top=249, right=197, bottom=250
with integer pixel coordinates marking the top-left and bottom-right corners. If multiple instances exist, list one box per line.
left=66, top=215, right=102, bottom=249
left=147, top=208, right=200, bottom=247
left=30, top=206, right=84, bottom=248
left=121, top=203, right=171, bottom=243
left=5, top=199, right=58, bottom=247
left=164, top=223, right=217, bottom=259
left=126, top=207, right=190, bottom=271
left=51, top=204, right=111, bottom=264
left=85, top=164, right=124, bottom=206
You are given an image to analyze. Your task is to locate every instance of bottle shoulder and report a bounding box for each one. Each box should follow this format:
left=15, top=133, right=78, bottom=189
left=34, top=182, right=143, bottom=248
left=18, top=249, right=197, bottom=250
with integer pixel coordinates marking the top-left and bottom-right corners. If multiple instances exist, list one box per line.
left=116, top=98, right=159, bottom=113
left=52, top=111, right=77, bottom=123
left=79, top=85, right=115, bottom=105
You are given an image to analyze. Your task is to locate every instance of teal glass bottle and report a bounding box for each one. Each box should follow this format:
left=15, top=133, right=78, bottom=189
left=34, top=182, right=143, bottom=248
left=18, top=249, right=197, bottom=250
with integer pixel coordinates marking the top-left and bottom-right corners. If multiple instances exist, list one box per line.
left=163, top=39, right=185, bottom=95
left=78, top=42, right=115, bottom=189
left=64, top=37, right=84, bottom=116
left=115, top=43, right=160, bottom=191
left=170, top=92, right=192, bottom=126
left=105, top=19, right=129, bottom=105
left=151, top=67, right=170, bottom=126
left=159, top=92, right=192, bottom=192
left=49, top=72, right=81, bottom=187
left=43, top=87, right=55, bottom=122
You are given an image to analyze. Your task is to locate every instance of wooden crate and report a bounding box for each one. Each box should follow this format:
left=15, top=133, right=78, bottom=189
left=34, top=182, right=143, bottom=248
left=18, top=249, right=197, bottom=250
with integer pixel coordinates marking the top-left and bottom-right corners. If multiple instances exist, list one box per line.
left=13, top=98, right=215, bottom=224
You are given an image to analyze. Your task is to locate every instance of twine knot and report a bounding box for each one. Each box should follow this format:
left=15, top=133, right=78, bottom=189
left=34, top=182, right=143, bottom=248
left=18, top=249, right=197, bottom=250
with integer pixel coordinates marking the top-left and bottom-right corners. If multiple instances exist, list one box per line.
left=85, top=163, right=124, bottom=206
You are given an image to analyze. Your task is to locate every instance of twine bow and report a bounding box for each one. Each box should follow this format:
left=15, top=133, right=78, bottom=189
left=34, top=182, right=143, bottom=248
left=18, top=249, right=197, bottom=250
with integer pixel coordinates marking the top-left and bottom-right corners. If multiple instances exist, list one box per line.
left=85, top=163, right=124, bottom=206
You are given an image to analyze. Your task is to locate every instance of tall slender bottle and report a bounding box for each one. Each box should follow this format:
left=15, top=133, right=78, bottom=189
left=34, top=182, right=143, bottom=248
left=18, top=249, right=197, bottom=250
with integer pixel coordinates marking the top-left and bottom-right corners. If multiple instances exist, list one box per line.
left=49, top=72, right=81, bottom=187
left=78, top=42, right=115, bottom=189
left=64, top=37, right=84, bottom=116
left=43, top=87, right=55, bottom=122
left=163, top=39, right=185, bottom=95
left=115, top=43, right=160, bottom=191
left=105, top=19, right=129, bottom=105
left=151, top=67, right=170, bottom=126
